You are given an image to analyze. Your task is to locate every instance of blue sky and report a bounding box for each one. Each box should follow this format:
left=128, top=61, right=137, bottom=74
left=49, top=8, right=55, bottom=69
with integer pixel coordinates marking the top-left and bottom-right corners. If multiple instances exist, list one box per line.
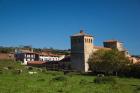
left=0, top=0, right=140, bottom=55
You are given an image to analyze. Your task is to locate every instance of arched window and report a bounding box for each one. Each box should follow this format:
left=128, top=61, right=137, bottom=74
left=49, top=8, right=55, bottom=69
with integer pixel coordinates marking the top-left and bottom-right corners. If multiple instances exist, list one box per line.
left=85, top=39, right=87, bottom=43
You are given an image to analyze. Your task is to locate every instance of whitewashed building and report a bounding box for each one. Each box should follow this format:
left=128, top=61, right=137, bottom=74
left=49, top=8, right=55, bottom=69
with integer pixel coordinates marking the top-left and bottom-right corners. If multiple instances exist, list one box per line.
left=15, top=49, right=39, bottom=65
left=39, top=53, right=65, bottom=62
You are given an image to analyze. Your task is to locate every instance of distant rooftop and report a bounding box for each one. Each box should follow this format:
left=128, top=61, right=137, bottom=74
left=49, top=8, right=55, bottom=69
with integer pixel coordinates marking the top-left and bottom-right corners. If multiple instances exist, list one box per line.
left=93, top=46, right=111, bottom=50
left=71, top=30, right=93, bottom=37
left=16, top=49, right=34, bottom=54
left=104, top=40, right=122, bottom=43
left=38, top=52, right=62, bottom=57
left=27, top=61, right=45, bottom=65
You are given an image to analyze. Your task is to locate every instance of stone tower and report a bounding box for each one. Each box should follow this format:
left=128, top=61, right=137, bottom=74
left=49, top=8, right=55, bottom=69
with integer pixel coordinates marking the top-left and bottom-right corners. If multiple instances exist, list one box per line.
left=71, top=30, right=94, bottom=72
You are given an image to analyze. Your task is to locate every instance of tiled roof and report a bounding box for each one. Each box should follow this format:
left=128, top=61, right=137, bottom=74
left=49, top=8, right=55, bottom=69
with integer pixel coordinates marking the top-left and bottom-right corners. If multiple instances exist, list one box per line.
left=38, top=52, right=61, bottom=57
left=93, top=46, right=111, bottom=50
left=27, top=61, right=45, bottom=65
left=103, top=40, right=118, bottom=43
left=71, top=30, right=93, bottom=37
left=19, top=50, right=34, bottom=53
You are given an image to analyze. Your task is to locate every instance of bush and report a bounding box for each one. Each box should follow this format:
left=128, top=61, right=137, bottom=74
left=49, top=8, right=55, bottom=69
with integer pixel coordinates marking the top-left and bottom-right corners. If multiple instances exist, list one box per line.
left=0, top=69, right=3, bottom=74
left=52, top=76, right=67, bottom=81
left=136, top=86, right=140, bottom=91
left=88, top=49, right=131, bottom=76
left=66, top=72, right=79, bottom=77
left=94, top=76, right=116, bottom=84
left=57, top=88, right=63, bottom=93
left=79, top=79, right=88, bottom=85
left=27, top=66, right=33, bottom=71
left=37, top=78, right=45, bottom=82
left=130, top=64, right=140, bottom=78
left=7, top=66, right=13, bottom=70
left=46, top=71, right=63, bottom=76
left=12, top=69, right=22, bottom=75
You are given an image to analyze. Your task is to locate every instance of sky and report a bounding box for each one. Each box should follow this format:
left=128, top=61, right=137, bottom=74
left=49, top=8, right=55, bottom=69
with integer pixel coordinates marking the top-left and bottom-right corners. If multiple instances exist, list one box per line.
left=0, top=0, right=140, bottom=55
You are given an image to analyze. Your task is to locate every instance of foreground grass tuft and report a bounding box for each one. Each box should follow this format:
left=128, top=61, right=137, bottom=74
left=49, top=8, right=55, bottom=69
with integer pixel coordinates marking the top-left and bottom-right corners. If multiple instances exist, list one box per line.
left=52, top=75, right=67, bottom=81
left=94, top=76, right=117, bottom=84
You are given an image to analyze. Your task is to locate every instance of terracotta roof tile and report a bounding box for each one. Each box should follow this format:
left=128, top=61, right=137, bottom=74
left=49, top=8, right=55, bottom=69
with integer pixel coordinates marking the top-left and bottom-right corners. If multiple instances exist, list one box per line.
left=27, top=61, right=45, bottom=65
left=71, top=30, right=93, bottom=37
left=93, top=46, right=111, bottom=50
left=103, top=40, right=118, bottom=43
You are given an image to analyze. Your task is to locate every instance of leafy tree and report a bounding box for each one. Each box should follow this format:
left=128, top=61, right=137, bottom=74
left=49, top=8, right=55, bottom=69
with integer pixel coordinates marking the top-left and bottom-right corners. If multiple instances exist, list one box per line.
left=130, top=64, right=140, bottom=78
left=0, top=47, right=15, bottom=53
left=88, top=49, right=131, bottom=75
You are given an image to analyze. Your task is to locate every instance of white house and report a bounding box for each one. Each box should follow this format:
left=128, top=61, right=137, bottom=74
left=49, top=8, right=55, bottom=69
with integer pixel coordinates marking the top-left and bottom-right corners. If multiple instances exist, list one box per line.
left=15, top=49, right=39, bottom=65
left=39, top=53, right=65, bottom=62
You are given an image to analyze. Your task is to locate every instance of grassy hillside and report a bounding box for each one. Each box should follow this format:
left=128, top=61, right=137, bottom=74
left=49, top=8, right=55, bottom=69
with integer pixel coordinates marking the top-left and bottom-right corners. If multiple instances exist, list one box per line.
left=0, top=60, right=140, bottom=93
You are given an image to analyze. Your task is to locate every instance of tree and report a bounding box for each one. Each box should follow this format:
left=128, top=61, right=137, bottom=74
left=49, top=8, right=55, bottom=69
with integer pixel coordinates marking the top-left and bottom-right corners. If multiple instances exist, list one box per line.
left=0, top=47, right=15, bottom=53
left=88, top=49, right=131, bottom=75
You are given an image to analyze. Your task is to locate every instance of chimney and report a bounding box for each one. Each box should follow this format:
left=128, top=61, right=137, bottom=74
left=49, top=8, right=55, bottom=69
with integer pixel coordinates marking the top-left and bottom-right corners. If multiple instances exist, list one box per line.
left=31, top=48, right=33, bottom=52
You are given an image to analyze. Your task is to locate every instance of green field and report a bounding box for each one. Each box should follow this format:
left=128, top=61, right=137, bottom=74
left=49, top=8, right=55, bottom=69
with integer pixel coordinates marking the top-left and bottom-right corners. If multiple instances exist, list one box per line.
left=0, top=60, right=140, bottom=93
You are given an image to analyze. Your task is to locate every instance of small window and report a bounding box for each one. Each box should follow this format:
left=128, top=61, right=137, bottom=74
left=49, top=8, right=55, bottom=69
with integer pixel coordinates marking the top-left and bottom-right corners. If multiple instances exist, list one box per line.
left=85, top=39, right=87, bottom=43
left=90, top=39, right=92, bottom=43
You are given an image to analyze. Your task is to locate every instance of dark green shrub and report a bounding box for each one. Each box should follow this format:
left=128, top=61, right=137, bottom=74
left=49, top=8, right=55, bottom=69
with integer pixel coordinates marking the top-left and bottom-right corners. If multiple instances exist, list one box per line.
left=27, top=66, right=33, bottom=71
left=46, top=71, right=63, bottom=76
left=37, top=78, right=45, bottom=82
left=57, top=88, right=63, bottom=93
left=130, top=64, right=140, bottom=78
left=63, top=70, right=70, bottom=75
left=7, top=66, right=13, bottom=70
left=94, top=76, right=116, bottom=84
left=136, top=85, right=140, bottom=91
left=12, top=69, right=22, bottom=75
left=66, top=72, right=79, bottom=77
left=52, top=76, right=67, bottom=81
left=0, top=69, right=3, bottom=74
left=41, top=69, right=47, bottom=73
left=79, top=79, right=88, bottom=85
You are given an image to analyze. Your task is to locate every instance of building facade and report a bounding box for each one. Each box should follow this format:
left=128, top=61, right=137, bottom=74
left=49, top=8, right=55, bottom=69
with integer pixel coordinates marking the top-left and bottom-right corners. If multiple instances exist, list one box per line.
left=71, top=30, right=93, bottom=72
left=103, top=40, right=130, bottom=57
left=39, top=53, right=65, bottom=62
left=15, top=52, right=39, bottom=65
left=15, top=51, right=39, bottom=65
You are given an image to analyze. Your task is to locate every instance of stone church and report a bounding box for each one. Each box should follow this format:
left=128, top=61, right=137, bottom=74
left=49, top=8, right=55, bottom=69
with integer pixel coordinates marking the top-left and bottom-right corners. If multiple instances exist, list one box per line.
left=70, top=30, right=128, bottom=72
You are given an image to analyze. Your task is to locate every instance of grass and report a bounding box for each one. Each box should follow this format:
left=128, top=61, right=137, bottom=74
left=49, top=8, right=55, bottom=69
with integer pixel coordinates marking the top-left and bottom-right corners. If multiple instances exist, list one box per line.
left=0, top=60, right=140, bottom=93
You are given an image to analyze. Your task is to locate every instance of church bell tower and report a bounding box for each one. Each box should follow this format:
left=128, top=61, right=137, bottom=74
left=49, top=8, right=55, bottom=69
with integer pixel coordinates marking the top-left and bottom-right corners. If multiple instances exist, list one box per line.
left=71, top=30, right=94, bottom=72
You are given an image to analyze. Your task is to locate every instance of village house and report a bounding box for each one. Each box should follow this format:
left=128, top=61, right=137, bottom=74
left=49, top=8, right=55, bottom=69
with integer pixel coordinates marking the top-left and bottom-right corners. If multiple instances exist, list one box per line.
left=15, top=49, right=39, bottom=65
left=39, top=52, right=65, bottom=62
left=103, top=40, right=130, bottom=57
